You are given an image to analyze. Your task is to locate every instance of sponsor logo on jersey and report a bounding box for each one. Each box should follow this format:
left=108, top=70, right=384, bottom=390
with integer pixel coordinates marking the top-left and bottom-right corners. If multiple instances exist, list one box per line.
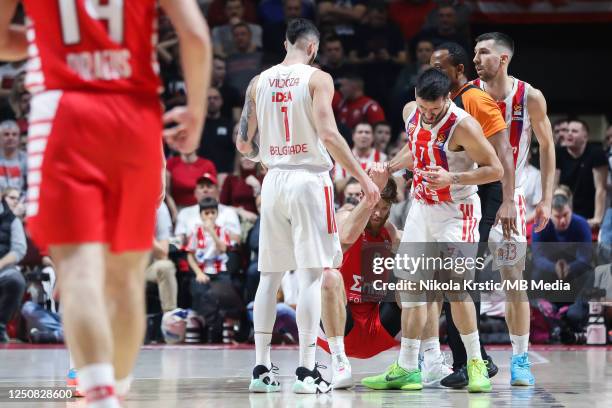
left=512, top=103, right=524, bottom=121
left=271, top=91, right=293, bottom=103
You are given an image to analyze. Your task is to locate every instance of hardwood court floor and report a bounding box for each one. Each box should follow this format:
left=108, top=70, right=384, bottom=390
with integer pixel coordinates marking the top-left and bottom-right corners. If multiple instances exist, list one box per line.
left=0, top=344, right=610, bottom=407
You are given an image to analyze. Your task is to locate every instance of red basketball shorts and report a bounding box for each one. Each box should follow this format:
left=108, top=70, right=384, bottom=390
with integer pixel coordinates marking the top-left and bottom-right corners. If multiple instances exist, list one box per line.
left=26, top=90, right=163, bottom=253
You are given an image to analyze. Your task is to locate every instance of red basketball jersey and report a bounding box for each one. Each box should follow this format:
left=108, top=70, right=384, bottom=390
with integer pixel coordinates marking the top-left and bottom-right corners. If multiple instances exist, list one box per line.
left=340, top=226, right=393, bottom=304
left=22, top=0, right=160, bottom=95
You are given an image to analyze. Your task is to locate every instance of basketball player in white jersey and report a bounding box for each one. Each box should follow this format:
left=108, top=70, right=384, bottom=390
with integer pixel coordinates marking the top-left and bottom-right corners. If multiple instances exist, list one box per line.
left=236, top=18, right=380, bottom=394
left=473, top=32, right=555, bottom=386
left=361, top=68, right=503, bottom=393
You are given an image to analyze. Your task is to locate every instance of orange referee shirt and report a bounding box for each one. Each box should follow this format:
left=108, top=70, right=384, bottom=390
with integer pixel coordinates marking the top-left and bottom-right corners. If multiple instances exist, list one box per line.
left=451, top=83, right=507, bottom=138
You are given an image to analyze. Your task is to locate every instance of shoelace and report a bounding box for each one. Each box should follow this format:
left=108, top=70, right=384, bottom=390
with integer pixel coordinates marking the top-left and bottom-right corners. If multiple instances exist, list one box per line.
left=268, top=363, right=280, bottom=385
left=468, top=359, right=488, bottom=378
left=515, top=356, right=531, bottom=370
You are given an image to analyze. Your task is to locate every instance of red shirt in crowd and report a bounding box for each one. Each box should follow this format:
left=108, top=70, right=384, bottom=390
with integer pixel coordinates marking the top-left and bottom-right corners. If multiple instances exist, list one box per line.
left=166, top=156, right=217, bottom=207
left=220, top=174, right=260, bottom=213
left=333, top=92, right=386, bottom=130
left=389, top=0, right=436, bottom=40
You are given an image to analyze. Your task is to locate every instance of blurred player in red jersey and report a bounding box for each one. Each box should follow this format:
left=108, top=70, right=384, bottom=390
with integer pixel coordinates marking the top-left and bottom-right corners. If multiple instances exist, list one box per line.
left=0, top=1, right=211, bottom=407
left=319, top=164, right=402, bottom=389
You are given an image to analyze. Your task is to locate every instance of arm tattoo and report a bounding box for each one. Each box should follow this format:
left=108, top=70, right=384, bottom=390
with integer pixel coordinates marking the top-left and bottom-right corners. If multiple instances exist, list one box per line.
left=244, top=139, right=260, bottom=159
left=239, top=77, right=257, bottom=142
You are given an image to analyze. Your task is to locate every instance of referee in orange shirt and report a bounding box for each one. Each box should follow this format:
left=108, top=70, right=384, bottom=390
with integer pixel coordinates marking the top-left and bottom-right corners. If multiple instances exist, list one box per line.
left=427, top=42, right=518, bottom=388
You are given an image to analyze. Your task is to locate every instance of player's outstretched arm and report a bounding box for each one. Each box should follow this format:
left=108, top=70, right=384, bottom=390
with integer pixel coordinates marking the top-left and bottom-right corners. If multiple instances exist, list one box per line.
left=236, top=75, right=260, bottom=161
left=161, top=0, right=212, bottom=153
left=527, top=87, right=555, bottom=232
left=387, top=102, right=416, bottom=174
left=311, top=70, right=380, bottom=206
left=0, top=0, right=27, bottom=60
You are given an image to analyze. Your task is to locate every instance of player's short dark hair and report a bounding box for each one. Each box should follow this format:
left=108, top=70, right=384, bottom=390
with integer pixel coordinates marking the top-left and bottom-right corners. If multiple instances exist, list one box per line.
left=286, top=18, right=320, bottom=45
left=415, top=68, right=451, bottom=101
left=552, top=192, right=572, bottom=211
left=353, top=121, right=373, bottom=133
left=553, top=117, right=569, bottom=128
left=199, top=197, right=219, bottom=212
left=569, top=118, right=590, bottom=133
left=231, top=21, right=251, bottom=34
left=381, top=178, right=399, bottom=204
left=435, top=42, right=470, bottom=69
left=373, top=121, right=391, bottom=131
left=475, top=32, right=514, bottom=55
left=345, top=177, right=359, bottom=188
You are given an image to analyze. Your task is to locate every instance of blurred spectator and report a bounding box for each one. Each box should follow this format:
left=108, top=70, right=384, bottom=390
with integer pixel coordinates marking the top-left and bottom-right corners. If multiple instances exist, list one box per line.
left=320, top=35, right=355, bottom=87
left=0, top=61, right=26, bottom=100
left=334, top=122, right=386, bottom=186
left=350, top=1, right=406, bottom=113
left=523, top=149, right=542, bottom=240
left=6, top=72, right=28, bottom=129
left=388, top=0, right=436, bottom=41
left=261, top=0, right=307, bottom=58
left=166, top=151, right=217, bottom=209
left=337, top=177, right=361, bottom=212
left=553, top=118, right=569, bottom=147
left=556, top=119, right=608, bottom=228
left=174, top=173, right=241, bottom=244
left=211, top=56, right=242, bottom=122
left=317, top=0, right=367, bottom=52
left=373, top=121, right=392, bottom=154
left=197, top=87, right=236, bottom=175
left=207, top=0, right=259, bottom=28
left=350, top=2, right=406, bottom=66
left=2, top=188, right=24, bottom=219
left=258, top=0, right=315, bottom=26
left=0, top=120, right=27, bottom=194
left=333, top=74, right=386, bottom=131
left=602, top=125, right=612, bottom=244
left=412, top=2, right=470, bottom=52
left=423, top=0, right=471, bottom=41
left=531, top=187, right=592, bottom=331
left=225, top=22, right=264, bottom=96
left=0, top=195, right=27, bottom=342
left=186, top=197, right=244, bottom=343
left=245, top=194, right=261, bottom=303
left=145, top=202, right=177, bottom=313
left=390, top=38, right=433, bottom=133
left=220, top=156, right=261, bottom=216
left=212, top=0, right=263, bottom=57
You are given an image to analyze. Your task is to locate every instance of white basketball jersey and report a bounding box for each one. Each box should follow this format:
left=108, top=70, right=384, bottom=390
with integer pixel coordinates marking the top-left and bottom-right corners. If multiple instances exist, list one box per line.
left=256, top=63, right=333, bottom=172
left=473, top=77, right=532, bottom=189
left=406, top=101, right=477, bottom=204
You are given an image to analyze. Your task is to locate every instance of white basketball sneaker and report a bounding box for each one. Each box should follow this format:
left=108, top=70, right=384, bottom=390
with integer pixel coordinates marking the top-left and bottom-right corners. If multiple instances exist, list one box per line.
left=331, top=354, right=354, bottom=389
left=422, top=352, right=453, bottom=387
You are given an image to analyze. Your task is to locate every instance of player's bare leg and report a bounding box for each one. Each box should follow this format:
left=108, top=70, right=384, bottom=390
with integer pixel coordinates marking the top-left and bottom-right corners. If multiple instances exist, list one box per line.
left=51, top=243, right=120, bottom=408
left=321, top=268, right=353, bottom=389
left=449, top=299, right=491, bottom=392
left=420, top=300, right=452, bottom=386
left=105, top=250, right=151, bottom=397
left=502, top=265, right=534, bottom=385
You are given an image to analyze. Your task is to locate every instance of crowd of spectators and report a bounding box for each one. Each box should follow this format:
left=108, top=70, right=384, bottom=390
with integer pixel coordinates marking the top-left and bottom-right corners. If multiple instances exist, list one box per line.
left=0, top=0, right=610, bottom=345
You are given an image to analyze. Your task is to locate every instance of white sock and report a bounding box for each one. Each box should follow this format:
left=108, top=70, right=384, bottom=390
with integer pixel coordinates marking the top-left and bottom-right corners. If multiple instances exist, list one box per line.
left=253, top=272, right=284, bottom=369
left=398, top=338, right=420, bottom=371
left=510, top=333, right=529, bottom=356
left=115, top=375, right=133, bottom=398
left=298, top=331, right=317, bottom=370
left=421, top=337, right=441, bottom=365
left=460, top=331, right=483, bottom=361
left=254, top=332, right=272, bottom=369
left=296, top=269, right=323, bottom=371
left=78, top=363, right=119, bottom=408
left=69, top=354, right=75, bottom=371
left=328, top=336, right=346, bottom=358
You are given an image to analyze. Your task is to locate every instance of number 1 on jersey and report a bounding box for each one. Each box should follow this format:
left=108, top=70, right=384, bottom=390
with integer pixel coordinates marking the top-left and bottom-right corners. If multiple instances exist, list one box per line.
left=280, top=106, right=290, bottom=142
